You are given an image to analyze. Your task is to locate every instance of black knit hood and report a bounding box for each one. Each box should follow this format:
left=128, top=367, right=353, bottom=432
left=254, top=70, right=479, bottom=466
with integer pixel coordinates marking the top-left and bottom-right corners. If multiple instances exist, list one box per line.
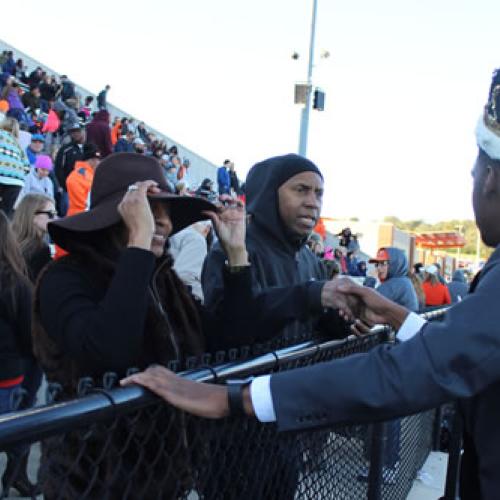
left=245, top=154, right=323, bottom=253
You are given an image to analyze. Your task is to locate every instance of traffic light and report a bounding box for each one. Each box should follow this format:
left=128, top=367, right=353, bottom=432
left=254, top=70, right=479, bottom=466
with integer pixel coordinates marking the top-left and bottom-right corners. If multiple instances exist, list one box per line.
left=313, top=89, right=325, bottom=111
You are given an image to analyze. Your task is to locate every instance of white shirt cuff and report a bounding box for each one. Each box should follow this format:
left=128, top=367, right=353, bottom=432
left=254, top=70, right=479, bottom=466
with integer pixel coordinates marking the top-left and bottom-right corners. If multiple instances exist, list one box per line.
left=250, top=375, right=276, bottom=422
left=396, top=312, right=427, bottom=342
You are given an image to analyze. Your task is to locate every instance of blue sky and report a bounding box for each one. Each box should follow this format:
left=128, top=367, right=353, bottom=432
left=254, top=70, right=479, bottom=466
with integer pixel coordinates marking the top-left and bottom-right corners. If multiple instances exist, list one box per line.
left=3, top=0, right=500, bottom=221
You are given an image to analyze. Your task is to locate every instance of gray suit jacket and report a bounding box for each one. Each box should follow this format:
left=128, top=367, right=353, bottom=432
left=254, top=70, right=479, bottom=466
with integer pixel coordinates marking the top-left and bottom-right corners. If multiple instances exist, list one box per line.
left=271, top=245, right=500, bottom=499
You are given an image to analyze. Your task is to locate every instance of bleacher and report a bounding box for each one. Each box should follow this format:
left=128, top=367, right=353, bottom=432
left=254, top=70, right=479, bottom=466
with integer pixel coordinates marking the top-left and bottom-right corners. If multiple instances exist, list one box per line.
left=0, top=38, right=218, bottom=188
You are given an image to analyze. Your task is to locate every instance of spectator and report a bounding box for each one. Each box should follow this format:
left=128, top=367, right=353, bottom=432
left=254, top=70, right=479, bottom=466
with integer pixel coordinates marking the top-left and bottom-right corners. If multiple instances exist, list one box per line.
left=86, top=110, right=112, bottom=157
left=422, top=265, right=452, bottom=307
left=22, top=85, right=41, bottom=115
left=217, top=159, right=231, bottom=195
left=195, top=178, right=217, bottom=201
left=114, top=130, right=135, bottom=153
left=334, top=247, right=348, bottom=274
left=176, top=181, right=189, bottom=196
left=110, top=116, right=121, bottom=145
left=137, top=121, right=148, bottom=142
left=229, top=161, right=240, bottom=195
left=31, top=153, right=256, bottom=498
left=203, top=153, right=351, bottom=348
left=60, top=75, right=75, bottom=102
left=433, top=262, right=447, bottom=285
left=14, top=59, right=28, bottom=83
left=164, top=163, right=178, bottom=191
left=357, top=260, right=367, bottom=277
left=1, top=51, right=15, bottom=76
left=39, top=75, right=58, bottom=112
left=0, top=117, right=31, bottom=216
left=25, top=133, right=45, bottom=165
left=78, top=96, right=94, bottom=121
left=96, top=84, right=110, bottom=110
left=133, top=137, right=146, bottom=154
left=1, top=77, right=30, bottom=126
left=308, top=233, right=324, bottom=257
left=66, top=143, right=100, bottom=216
left=409, top=271, right=426, bottom=312
left=202, top=154, right=352, bottom=499
left=447, top=269, right=469, bottom=303
left=369, top=247, right=419, bottom=311
left=27, top=67, right=43, bottom=87
left=170, top=221, right=212, bottom=302
left=12, top=193, right=54, bottom=282
left=128, top=118, right=137, bottom=135
left=120, top=117, right=129, bottom=135
left=16, top=154, right=55, bottom=202
left=323, top=259, right=340, bottom=279
left=177, top=157, right=190, bottom=187
left=0, top=211, right=36, bottom=498
left=54, top=123, right=85, bottom=215
left=346, top=251, right=360, bottom=276
left=338, top=227, right=361, bottom=253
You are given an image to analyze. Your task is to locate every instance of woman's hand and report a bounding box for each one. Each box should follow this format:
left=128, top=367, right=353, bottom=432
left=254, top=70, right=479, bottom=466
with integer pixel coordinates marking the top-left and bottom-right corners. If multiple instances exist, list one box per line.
left=204, top=196, right=248, bottom=266
left=118, top=180, right=160, bottom=251
left=120, top=365, right=230, bottom=419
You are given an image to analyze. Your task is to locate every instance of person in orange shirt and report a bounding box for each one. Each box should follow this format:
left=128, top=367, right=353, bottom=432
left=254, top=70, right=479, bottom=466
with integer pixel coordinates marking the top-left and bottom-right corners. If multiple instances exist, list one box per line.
left=54, top=144, right=100, bottom=259
left=422, top=264, right=451, bottom=307
left=110, top=117, right=121, bottom=146
left=66, top=143, right=100, bottom=216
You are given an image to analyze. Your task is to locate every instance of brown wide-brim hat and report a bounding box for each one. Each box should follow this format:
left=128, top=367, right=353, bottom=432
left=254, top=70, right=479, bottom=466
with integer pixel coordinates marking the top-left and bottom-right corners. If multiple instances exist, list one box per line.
left=49, top=152, right=216, bottom=251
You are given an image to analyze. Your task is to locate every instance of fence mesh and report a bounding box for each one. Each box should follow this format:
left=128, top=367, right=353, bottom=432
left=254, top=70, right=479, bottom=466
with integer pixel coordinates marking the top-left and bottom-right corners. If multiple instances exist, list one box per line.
left=0, top=331, right=439, bottom=500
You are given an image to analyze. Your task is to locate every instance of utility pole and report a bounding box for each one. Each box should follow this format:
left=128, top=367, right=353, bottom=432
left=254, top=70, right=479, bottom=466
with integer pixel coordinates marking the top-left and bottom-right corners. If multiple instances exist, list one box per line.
left=298, top=0, right=318, bottom=157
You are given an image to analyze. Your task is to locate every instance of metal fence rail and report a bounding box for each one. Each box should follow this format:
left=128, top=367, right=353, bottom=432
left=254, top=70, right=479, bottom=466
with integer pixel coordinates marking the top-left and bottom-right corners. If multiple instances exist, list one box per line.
left=0, top=310, right=448, bottom=499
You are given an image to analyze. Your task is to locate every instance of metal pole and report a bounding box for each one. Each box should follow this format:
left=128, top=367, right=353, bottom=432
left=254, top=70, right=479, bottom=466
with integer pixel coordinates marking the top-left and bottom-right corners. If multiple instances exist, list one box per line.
left=298, top=0, right=318, bottom=157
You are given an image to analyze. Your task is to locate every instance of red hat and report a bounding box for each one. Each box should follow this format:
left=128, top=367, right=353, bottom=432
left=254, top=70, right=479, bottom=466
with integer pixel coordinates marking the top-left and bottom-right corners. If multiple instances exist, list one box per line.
left=368, top=248, right=390, bottom=264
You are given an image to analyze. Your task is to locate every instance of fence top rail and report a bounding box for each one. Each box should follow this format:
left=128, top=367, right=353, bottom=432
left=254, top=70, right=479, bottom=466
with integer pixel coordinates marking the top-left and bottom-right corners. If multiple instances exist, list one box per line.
left=0, top=307, right=448, bottom=447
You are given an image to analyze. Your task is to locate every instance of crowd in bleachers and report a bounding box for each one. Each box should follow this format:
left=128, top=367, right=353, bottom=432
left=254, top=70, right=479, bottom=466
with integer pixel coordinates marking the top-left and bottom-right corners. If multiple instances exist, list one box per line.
left=0, top=48, right=241, bottom=219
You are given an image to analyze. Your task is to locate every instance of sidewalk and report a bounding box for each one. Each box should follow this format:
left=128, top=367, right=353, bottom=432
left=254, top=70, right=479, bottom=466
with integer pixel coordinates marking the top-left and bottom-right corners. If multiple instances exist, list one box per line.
left=407, top=451, right=448, bottom=500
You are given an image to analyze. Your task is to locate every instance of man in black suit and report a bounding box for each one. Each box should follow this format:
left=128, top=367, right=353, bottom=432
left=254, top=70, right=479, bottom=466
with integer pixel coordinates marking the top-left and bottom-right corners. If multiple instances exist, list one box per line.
left=123, top=79, right=500, bottom=500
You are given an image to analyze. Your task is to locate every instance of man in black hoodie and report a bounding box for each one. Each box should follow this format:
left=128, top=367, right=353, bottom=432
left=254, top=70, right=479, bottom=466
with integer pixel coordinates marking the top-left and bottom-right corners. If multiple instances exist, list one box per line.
left=202, top=153, right=351, bottom=350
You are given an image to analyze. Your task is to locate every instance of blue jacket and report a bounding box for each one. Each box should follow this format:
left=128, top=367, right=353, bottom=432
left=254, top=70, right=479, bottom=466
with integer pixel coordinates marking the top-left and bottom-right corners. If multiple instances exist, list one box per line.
left=448, top=269, right=469, bottom=303
left=376, top=247, right=419, bottom=312
left=271, top=244, right=500, bottom=499
left=114, top=138, right=134, bottom=153
left=217, top=166, right=230, bottom=194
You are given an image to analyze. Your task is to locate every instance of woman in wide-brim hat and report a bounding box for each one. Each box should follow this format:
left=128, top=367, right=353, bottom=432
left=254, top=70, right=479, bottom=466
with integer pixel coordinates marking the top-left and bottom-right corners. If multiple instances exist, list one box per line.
left=31, top=152, right=251, bottom=499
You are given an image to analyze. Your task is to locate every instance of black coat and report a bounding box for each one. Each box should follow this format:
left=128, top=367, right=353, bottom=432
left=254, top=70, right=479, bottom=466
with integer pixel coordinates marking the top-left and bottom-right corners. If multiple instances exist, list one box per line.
left=202, top=154, right=350, bottom=350
left=0, top=279, right=32, bottom=380
left=54, top=141, right=83, bottom=189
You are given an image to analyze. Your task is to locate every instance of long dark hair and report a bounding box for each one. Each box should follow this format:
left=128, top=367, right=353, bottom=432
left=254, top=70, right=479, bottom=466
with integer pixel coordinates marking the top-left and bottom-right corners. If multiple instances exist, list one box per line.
left=0, top=211, right=29, bottom=311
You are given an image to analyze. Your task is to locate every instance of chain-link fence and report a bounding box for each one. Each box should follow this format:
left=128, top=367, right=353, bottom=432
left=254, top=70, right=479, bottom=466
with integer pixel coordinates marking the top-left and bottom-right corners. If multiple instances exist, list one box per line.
left=0, top=311, right=448, bottom=500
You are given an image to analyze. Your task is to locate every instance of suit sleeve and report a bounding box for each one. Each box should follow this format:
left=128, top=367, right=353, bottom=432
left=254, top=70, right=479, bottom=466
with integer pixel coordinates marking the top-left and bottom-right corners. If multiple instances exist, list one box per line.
left=270, top=259, right=500, bottom=432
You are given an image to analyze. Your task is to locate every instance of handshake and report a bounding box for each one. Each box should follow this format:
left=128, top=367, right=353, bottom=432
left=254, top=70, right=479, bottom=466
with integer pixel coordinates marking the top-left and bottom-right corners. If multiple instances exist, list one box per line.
left=320, top=277, right=410, bottom=334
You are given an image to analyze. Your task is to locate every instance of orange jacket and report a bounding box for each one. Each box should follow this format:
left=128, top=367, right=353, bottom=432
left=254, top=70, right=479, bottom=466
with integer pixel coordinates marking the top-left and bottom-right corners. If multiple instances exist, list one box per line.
left=67, top=161, right=95, bottom=216
left=111, top=123, right=121, bottom=145
left=54, top=161, right=95, bottom=260
left=422, top=281, right=451, bottom=306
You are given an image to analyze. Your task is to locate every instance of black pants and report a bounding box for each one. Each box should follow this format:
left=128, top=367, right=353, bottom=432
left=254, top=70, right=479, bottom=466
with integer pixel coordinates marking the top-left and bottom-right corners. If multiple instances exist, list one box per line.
left=0, top=184, right=22, bottom=217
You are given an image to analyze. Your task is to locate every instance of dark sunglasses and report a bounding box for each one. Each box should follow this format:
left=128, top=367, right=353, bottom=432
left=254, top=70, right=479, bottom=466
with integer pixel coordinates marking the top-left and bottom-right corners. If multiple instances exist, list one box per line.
left=374, top=261, right=389, bottom=268
left=36, top=210, right=57, bottom=219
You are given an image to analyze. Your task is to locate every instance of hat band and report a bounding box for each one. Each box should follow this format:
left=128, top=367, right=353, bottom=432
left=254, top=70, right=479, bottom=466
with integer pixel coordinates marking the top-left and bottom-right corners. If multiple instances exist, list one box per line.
left=476, top=112, right=500, bottom=161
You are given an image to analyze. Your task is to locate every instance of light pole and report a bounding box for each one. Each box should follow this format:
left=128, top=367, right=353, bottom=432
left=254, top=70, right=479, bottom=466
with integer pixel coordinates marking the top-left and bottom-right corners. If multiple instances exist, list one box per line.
left=298, top=0, right=318, bottom=157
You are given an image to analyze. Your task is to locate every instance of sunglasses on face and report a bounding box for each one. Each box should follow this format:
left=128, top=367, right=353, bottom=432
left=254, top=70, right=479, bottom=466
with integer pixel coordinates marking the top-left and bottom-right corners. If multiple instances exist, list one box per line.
left=36, top=210, right=57, bottom=219
left=374, top=261, right=389, bottom=268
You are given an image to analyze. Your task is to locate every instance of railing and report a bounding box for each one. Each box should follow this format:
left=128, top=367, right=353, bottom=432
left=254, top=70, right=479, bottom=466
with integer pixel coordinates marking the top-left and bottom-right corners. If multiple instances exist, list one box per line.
left=0, top=309, right=448, bottom=499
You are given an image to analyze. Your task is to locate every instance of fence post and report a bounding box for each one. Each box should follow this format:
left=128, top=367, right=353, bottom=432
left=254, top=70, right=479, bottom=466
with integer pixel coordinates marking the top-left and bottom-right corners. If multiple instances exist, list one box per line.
left=367, top=422, right=386, bottom=500
left=442, top=408, right=463, bottom=500
left=432, top=406, right=444, bottom=451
